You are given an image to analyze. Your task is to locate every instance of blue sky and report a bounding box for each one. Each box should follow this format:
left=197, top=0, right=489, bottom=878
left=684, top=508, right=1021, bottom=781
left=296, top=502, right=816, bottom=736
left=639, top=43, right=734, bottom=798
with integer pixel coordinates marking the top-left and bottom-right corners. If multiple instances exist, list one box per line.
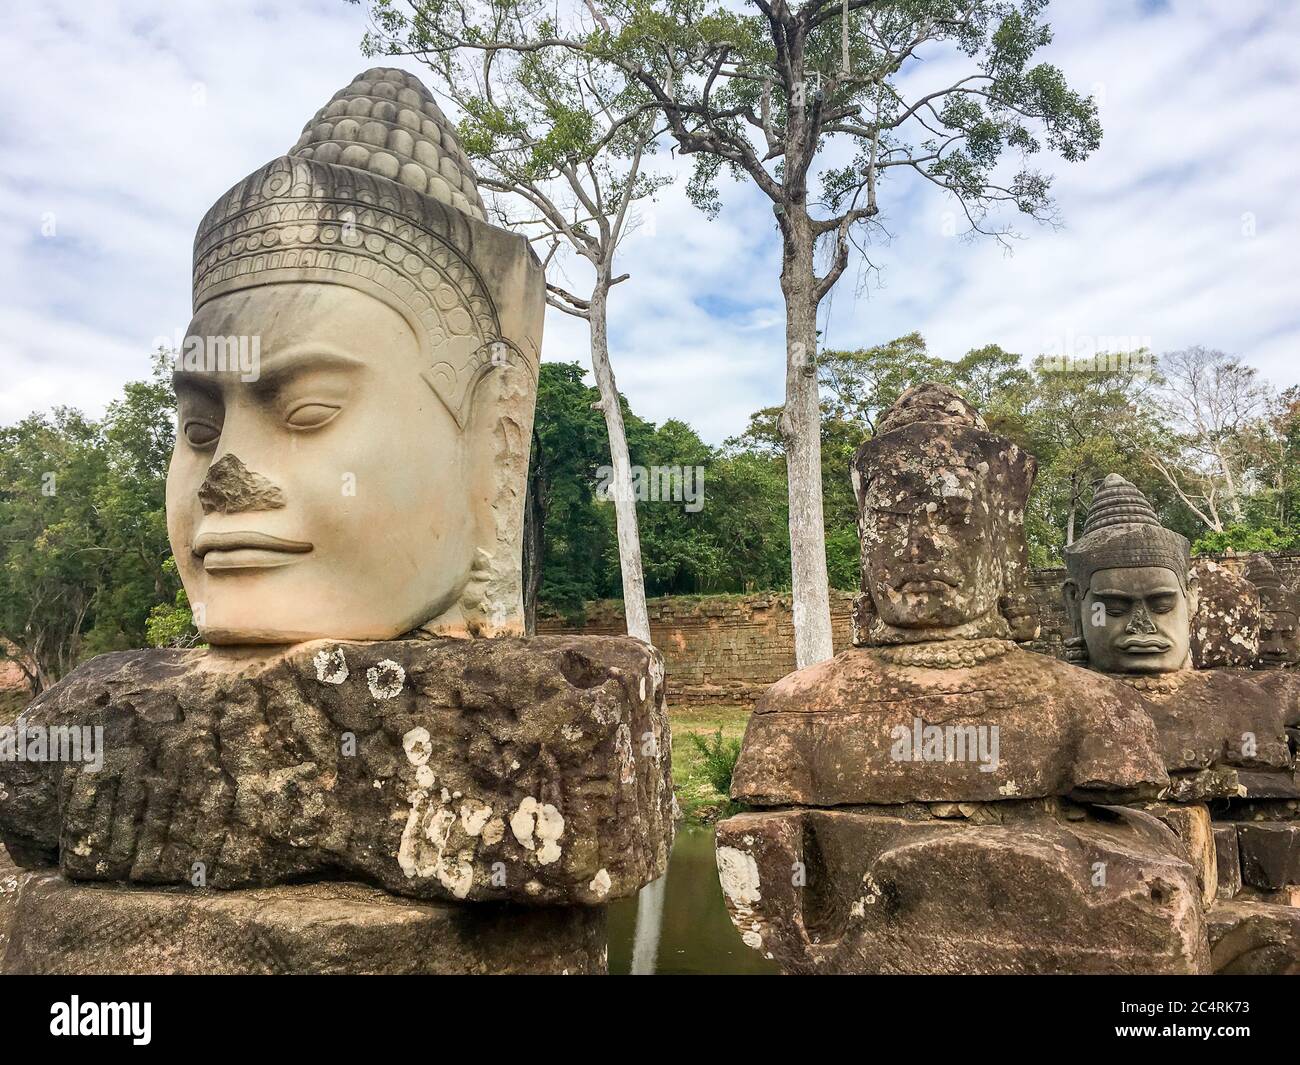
left=2, top=0, right=1298, bottom=444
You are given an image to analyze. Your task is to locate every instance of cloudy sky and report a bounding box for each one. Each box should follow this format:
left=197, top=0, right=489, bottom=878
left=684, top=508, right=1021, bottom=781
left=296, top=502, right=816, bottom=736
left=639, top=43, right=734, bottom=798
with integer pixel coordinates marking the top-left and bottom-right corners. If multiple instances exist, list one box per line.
left=2, top=0, right=1297, bottom=444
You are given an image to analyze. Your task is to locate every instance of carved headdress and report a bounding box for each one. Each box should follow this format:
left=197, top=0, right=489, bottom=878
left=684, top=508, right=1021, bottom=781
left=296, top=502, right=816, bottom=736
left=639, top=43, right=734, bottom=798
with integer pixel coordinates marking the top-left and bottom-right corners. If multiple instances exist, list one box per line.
left=1064, top=475, right=1190, bottom=593
left=192, top=68, right=536, bottom=428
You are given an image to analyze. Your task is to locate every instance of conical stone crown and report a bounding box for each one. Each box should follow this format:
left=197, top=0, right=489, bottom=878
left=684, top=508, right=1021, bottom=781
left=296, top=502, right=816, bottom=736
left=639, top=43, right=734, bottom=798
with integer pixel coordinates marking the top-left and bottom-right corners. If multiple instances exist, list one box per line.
left=1082, top=474, right=1160, bottom=535
left=290, top=67, right=487, bottom=222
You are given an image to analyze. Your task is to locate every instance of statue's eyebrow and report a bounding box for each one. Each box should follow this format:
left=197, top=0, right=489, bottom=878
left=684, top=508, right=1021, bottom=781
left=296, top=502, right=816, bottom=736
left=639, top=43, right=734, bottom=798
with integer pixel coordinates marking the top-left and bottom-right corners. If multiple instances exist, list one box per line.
left=255, top=348, right=365, bottom=383
left=1090, top=588, right=1134, bottom=599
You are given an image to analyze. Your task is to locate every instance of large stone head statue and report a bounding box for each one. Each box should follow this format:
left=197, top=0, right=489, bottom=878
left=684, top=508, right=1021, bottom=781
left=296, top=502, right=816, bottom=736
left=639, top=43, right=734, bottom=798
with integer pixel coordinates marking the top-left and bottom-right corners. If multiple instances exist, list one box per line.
left=1063, top=475, right=1196, bottom=674
left=1246, top=556, right=1300, bottom=668
left=851, top=383, right=1036, bottom=645
left=167, top=69, right=544, bottom=645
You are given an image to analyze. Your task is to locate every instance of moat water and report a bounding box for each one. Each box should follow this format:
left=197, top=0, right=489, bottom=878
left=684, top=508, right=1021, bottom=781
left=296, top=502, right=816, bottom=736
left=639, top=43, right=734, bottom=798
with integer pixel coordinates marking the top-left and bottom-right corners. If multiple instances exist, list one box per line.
left=606, top=823, right=778, bottom=975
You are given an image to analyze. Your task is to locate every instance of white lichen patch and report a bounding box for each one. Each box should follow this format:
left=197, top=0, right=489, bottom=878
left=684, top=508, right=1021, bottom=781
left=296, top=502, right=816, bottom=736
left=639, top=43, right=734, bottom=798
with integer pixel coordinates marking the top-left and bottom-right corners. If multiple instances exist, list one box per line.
left=561, top=723, right=583, bottom=742
left=997, top=779, right=1022, bottom=797
left=510, top=796, right=565, bottom=864
left=615, top=723, right=636, bottom=785
left=716, top=846, right=761, bottom=908
left=415, top=765, right=435, bottom=789
left=366, top=659, right=406, bottom=700
left=313, top=647, right=349, bottom=685
left=460, top=799, right=492, bottom=837
left=741, top=930, right=763, bottom=950
left=402, top=726, right=432, bottom=766
left=589, top=868, right=612, bottom=899
left=397, top=792, right=476, bottom=899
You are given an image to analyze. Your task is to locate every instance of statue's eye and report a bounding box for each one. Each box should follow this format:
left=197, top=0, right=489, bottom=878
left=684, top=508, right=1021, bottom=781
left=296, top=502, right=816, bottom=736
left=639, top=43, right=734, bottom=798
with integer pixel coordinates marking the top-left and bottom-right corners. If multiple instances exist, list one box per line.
left=184, top=420, right=220, bottom=447
left=1149, top=595, right=1177, bottom=614
left=1100, top=598, right=1130, bottom=616
left=285, top=403, right=341, bottom=429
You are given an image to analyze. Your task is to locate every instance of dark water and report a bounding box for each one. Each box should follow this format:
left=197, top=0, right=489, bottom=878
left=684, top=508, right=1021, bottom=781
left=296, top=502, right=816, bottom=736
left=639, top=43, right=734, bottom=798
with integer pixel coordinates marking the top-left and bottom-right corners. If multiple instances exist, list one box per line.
left=606, top=824, right=779, bottom=975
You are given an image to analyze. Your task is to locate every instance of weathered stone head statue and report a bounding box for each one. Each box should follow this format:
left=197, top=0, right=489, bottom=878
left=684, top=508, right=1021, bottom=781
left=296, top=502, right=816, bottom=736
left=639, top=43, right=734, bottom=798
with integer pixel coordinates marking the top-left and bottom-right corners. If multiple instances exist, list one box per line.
left=1063, top=475, right=1196, bottom=674
left=167, top=69, right=544, bottom=645
left=1189, top=558, right=1260, bottom=668
left=1246, top=556, right=1300, bottom=667
left=851, top=383, right=1036, bottom=645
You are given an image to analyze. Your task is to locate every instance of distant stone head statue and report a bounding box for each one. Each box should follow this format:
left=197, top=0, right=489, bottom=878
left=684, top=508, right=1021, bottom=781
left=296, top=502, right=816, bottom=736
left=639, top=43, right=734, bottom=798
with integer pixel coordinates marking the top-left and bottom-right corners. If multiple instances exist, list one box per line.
left=1063, top=475, right=1197, bottom=674
left=850, top=383, right=1037, bottom=646
left=1246, top=556, right=1300, bottom=667
left=167, top=69, right=544, bottom=645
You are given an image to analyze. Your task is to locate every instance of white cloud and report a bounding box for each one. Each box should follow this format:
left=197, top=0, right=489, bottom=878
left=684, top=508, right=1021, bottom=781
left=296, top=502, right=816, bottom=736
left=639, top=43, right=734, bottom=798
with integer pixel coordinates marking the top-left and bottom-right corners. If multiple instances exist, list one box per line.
left=1, top=0, right=1297, bottom=445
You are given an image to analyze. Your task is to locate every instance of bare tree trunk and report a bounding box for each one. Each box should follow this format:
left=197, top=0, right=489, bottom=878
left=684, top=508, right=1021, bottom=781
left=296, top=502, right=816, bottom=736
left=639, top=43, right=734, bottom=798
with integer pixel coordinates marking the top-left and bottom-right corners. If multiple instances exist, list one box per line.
left=521, top=425, right=546, bottom=636
left=588, top=280, right=652, bottom=643
left=1066, top=473, right=1078, bottom=546
left=779, top=213, right=834, bottom=667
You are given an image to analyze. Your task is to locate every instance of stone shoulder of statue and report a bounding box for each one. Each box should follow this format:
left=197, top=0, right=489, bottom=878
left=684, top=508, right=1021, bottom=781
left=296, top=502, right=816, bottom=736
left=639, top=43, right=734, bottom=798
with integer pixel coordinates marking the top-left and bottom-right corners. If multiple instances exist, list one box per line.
left=731, top=384, right=1169, bottom=808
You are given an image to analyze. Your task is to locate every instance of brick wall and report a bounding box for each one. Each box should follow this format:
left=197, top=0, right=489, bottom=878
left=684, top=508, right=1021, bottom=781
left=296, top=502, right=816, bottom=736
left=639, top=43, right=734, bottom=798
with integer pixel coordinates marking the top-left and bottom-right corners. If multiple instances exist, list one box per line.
left=538, top=592, right=858, bottom=705
left=540, top=551, right=1300, bottom=706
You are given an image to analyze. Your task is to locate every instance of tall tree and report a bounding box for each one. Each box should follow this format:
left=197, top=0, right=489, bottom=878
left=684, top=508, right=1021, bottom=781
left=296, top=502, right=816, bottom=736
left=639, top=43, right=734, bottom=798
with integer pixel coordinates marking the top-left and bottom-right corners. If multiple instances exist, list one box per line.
left=363, top=2, right=671, bottom=643
left=1145, top=345, right=1272, bottom=533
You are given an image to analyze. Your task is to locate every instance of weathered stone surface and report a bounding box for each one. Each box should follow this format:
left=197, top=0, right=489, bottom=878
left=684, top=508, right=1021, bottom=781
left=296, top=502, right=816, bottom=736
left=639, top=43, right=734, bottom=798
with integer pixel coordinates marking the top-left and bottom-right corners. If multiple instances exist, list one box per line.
left=1225, top=798, right=1300, bottom=822
left=1, top=868, right=604, bottom=975
left=715, top=805, right=1209, bottom=974
left=0, top=636, right=673, bottom=905
left=0, top=845, right=18, bottom=961
left=1113, top=670, right=1294, bottom=779
left=1244, top=668, right=1300, bottom=727
left=1136, top=802, right=1216, bottom=906
left=1190, top=559, right=1261, bottom=668
left=732, top=641, right=1167, bottom=806
left=1207, top=899, right=1300, bottom=974
left=1235, top=822, right=1300, bottom=890
left=1213, top=824, right=1242, bottom=900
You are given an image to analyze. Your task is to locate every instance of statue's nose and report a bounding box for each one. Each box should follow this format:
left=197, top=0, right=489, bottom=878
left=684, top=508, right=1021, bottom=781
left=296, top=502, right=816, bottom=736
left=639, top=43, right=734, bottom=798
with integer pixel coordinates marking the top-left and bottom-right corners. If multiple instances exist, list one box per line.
left=197, top=453, right=286, bottom=514
left=1125, top=602, right=1158, bottom=635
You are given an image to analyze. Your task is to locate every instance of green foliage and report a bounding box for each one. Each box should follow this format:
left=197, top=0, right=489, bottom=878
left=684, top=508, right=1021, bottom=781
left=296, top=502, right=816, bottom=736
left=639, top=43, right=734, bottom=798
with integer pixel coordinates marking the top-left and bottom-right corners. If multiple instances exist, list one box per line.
left=1192, top=525, right=1294, bottom=557
left=0, top=350, right=181, bottom=690
left=145, top=556, right=200, bottom=648
left=686, top=727, right=742, bottom=798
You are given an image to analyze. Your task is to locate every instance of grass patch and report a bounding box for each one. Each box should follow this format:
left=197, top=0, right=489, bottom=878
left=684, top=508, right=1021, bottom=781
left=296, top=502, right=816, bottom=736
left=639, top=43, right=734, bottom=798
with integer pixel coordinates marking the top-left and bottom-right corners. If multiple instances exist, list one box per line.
left=668, top=704, right=751, bottom=824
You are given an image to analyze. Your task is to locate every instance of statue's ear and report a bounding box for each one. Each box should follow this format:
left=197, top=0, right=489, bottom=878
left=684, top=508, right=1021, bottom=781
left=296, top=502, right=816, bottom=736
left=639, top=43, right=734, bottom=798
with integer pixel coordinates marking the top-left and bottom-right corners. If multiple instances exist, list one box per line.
left=1061, top=579, right=1091, bottom=664
left=1185, top=571, right=1200, bottom=618
left=1061, top=579, right=1084, bottom=621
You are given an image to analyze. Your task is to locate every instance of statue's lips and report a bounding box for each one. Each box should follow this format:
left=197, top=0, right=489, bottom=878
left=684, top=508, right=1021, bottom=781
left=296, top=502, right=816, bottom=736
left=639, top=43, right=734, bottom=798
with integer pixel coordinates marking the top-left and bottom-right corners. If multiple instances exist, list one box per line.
left=893, top=573, right=958, bottom=593
left=1116, top=639, right=1171, bottom=654
left=194, top=531, right=313, bottom=572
